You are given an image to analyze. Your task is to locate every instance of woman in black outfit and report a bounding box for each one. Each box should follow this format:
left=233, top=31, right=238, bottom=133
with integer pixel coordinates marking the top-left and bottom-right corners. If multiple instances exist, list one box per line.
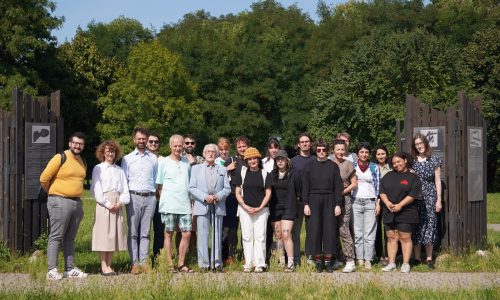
left=269, top=150, right=297, bottom=271
left=302, top=139, right=343, bottom=272
left=379, top=152, right=422, bottom=273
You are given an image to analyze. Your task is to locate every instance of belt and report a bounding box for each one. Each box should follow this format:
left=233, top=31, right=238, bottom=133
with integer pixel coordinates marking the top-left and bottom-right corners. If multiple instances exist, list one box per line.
left=48, top=194, right=80, bottom=200
left=130, top=191, right=155, bottom=197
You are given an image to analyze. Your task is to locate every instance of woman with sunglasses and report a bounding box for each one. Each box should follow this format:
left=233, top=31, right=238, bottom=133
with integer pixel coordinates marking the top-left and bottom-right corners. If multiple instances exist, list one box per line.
left=330, top=139, right=357, bottom=272
left=352, top=142, right=380, bottom=270
left=302, top=139, right=343, bottom=272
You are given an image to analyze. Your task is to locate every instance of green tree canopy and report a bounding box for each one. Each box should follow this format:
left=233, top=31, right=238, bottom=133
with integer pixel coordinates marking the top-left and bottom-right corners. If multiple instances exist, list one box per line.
left=308, top=29, right=461, bottom=151
left=97, top=41, right=202, bottom=154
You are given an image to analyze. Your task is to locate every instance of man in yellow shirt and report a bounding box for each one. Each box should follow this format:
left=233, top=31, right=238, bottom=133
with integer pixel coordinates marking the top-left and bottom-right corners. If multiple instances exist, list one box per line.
left=40, top=132, right=88, bottom=280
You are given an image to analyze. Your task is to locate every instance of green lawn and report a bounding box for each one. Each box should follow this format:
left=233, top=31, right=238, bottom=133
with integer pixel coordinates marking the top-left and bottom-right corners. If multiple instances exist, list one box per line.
left=487, top=193, right=500, bottom=223
left=1, top=193, right=499, bottom=275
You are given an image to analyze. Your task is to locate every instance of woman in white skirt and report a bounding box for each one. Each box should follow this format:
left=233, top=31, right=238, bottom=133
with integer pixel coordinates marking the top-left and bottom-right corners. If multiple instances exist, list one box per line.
left=91, top=140, right=130, bottom=276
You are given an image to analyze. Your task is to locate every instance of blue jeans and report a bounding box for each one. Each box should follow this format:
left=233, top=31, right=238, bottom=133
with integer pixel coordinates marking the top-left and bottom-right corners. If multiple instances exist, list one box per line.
left=352, top=197, right=377, bottom=261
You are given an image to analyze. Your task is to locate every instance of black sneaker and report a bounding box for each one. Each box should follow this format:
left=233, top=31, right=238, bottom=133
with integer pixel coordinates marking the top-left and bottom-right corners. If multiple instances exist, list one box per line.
left=315, top=261, right=323, bottom=273
left=426, top=260, right=435, bottom=270
left=325, top=262, right=334, bottom=273
left=411, top=258, right=421, bottom=267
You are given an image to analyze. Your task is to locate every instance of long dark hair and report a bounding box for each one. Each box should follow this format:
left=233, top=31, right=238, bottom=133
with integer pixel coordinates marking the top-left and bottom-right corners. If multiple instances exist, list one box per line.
left=272, top=157, right=291, bottom=182
left=265, top=137, right=281, bottom=159
left=372, top=145, right=389, bottom=164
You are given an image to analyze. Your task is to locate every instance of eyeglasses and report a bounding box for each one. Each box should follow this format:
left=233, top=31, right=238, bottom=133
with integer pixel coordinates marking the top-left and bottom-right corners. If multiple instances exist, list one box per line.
left=185, top=142, right=195, bottom=145
left=71, top=141, right=85, bottom=146
left=148, top=140, right=159, bottom=144
left=316, top=148, right=327, bottom=153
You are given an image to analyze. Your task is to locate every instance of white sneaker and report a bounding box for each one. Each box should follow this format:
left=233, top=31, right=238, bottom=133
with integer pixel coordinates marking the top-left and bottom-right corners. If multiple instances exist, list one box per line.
left=46, top=268, right=62, bottom=280
left=63, top=267, right=88, bottom=278
left=382, top=263, right=397, bottom=272
left=254, top=267, right=264, bottom=273
left=400, top=263, right=411, bottom=273
left=342, top=261, right=356, bottom=273
left=364, top=260, right=372, bottom=270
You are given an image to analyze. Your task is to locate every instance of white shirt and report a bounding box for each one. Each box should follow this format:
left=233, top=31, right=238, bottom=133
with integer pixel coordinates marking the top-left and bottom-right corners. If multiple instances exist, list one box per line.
left=353, top=165, right=376, bottom=199
left=262, top=157, right=274, bottom=173
left=91, top=162, right=130, bottom=209
left=121, top=148, right=157, bottom=192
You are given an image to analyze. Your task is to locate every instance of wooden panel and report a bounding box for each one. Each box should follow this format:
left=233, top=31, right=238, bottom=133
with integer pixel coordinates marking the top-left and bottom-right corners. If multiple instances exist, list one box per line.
left=50, top=91, right=61, bottom=118
left=421, top=103, right=430, bottom=127
left=0, top=111, right=6, bottom=241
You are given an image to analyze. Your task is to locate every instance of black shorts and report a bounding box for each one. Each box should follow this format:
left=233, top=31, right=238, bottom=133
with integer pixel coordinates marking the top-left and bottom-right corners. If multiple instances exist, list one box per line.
left=384, top=222, right=414, bottom=233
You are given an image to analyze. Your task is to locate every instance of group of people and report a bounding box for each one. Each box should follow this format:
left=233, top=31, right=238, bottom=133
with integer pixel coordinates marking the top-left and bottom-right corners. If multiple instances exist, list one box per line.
left=39, top=128, right=442, bottom=279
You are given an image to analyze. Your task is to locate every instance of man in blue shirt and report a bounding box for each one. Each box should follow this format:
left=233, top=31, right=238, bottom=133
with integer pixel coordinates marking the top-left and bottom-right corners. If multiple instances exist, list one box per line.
left=121, top=127, right=158, bottom=274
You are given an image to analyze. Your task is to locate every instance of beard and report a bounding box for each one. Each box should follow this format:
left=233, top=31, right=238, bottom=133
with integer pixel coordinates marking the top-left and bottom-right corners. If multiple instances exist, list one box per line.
left=185, top=147, right=194, bottom=154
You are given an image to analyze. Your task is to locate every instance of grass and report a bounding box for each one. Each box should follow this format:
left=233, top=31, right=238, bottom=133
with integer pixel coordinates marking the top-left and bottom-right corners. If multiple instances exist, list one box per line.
left=0, top=274, right=499, bottom=299
left=487, top=193, right=500, bottom=223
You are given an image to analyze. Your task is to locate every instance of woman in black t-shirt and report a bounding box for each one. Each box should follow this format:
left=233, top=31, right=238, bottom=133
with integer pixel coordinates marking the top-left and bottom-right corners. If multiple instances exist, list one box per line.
left=379, top=152, right=422, bottom=273
left=234, top=147, right=272, bottom=273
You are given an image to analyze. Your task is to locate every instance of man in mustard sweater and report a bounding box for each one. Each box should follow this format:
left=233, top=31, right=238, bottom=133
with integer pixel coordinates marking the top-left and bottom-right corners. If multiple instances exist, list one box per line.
left=40, top=132, right=88, bottom=280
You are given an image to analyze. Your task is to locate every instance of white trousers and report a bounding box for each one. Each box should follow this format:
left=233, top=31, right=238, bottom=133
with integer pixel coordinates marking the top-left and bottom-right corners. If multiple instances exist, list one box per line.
left=238, top=205, right=269, bottom=269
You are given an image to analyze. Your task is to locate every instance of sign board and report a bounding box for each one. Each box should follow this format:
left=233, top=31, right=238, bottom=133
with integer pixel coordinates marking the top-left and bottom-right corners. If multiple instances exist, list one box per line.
left=25, top=123, right=57, bottom=199
left=467, top=126, right=484, bottom=202
left=413, top=127, right=446, bottom=179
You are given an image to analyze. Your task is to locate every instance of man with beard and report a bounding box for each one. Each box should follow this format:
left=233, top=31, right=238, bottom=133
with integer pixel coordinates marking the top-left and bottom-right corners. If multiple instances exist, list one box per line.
left=222, top=135, right=250, bottom=264
left=183, top=134, right=204, bottom=165
left=121, top=127, right=158, bottom=274
left=40, top=132, right=88, bottom=280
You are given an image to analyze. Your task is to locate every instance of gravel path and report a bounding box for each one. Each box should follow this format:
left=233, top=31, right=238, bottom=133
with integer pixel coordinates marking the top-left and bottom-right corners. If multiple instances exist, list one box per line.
left=0, top=272, right=498, bottom=293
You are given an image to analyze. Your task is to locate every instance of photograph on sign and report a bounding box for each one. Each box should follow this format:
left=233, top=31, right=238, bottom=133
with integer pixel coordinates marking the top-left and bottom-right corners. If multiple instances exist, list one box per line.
left=469, top=129, right=482, bottom=148
left=32, top=125, right=51, bottom=144
left=419, top=129, right=438, bottom=148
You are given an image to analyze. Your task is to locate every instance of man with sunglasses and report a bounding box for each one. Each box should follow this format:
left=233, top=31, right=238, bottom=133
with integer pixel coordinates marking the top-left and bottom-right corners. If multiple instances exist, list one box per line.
left=183, top=134, right=205, bottom=166
left=121, top=127, right=158, bottom=274
left=146, top=133, right=165, bottom=265
left=290, top=133, right=316, bottom=265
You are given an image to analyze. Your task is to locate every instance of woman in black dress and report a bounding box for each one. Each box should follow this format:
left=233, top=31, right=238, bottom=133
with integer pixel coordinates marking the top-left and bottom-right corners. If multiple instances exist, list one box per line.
left=269, top=150, right=297, bottom=271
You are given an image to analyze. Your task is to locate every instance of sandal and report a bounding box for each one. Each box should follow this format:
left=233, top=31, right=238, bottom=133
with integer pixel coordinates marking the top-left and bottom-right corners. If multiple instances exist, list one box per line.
left=177, top=265, right=194, bottom=273
left=168, top=265, right=178, bottom=273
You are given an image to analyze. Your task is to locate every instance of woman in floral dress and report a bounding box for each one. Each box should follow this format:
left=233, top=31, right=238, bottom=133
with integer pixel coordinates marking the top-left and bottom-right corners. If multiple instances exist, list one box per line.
left=411, top=133, right=442, bottom=269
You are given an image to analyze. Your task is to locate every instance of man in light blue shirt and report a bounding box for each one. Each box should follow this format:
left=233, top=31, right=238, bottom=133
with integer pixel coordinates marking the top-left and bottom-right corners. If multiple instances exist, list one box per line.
left=156, top=134, right=193, bottom=273
left=121, top=127, right=157, bottom=274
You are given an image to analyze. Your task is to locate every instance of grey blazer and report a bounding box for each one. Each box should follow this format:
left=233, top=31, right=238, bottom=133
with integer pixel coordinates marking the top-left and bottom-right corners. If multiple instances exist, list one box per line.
left=189, top=162, right=230, bottom=216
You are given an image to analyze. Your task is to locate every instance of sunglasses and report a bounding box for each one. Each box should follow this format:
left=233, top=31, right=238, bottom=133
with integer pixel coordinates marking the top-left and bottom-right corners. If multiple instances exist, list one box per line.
left=148, top=140, right=159, bottom=144
left=316, top=148, right=327, bottom=153
left=185, top=142, right=195, bottom=145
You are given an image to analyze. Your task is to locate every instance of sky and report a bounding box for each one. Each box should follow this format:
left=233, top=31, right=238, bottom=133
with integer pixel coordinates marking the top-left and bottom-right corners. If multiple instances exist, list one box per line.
left=51, top=0, right=344, bottom=44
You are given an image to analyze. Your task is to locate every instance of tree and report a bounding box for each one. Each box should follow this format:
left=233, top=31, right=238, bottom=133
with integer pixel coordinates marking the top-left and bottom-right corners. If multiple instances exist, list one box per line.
left=158, top=0, right=315, bottom=148
left=308, top=29, right=462, bottom=151
left=0, top=0, right=63, bottom=107
left=97, top=41, right=202, bottom=154
left=81, top=16, right=154, bottom=63
left=461, top=28, right=500, bottom=190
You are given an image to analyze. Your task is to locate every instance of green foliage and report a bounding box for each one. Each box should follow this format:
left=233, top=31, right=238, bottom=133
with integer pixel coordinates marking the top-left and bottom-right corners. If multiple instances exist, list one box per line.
left=33, top=233, right=48, bottom=254
left=97, top=41, right=202, bottom=154
left=0, top=0, right=63, bottom=108
left=461, top=28, right=500, bottom=190
left=0, top=241, right=11, bottom=262
left=158, top=0, right=315, bottom=148
left=81, top=16, right=154, bottom=63
left=308, top=29, right=461, bottom=151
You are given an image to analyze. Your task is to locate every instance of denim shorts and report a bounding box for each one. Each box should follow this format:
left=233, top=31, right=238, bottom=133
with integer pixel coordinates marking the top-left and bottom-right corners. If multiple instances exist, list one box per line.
left=161, top=213, right=192, bottom=232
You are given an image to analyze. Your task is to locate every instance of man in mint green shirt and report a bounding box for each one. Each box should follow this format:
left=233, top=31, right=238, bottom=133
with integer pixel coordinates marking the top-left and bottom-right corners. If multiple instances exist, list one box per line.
left=156, top=134, right=193, bottom=272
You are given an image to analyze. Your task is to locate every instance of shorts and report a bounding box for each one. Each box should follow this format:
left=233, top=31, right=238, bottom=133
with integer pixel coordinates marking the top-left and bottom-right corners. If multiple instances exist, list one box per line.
left=384, top=222, right=414, bottom=233
left=161, top=213, right=192, bottom=232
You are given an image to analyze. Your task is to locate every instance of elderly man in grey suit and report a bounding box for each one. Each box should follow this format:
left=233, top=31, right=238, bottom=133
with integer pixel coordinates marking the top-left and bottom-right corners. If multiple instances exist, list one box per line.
left=189, top=143, right=230, bottom=272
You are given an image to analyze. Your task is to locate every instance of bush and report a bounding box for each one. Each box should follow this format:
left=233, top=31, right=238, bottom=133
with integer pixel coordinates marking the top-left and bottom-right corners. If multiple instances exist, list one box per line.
left=34, top=233, right=48, bottom=254
left=0, top=241, right=11, bottom=261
